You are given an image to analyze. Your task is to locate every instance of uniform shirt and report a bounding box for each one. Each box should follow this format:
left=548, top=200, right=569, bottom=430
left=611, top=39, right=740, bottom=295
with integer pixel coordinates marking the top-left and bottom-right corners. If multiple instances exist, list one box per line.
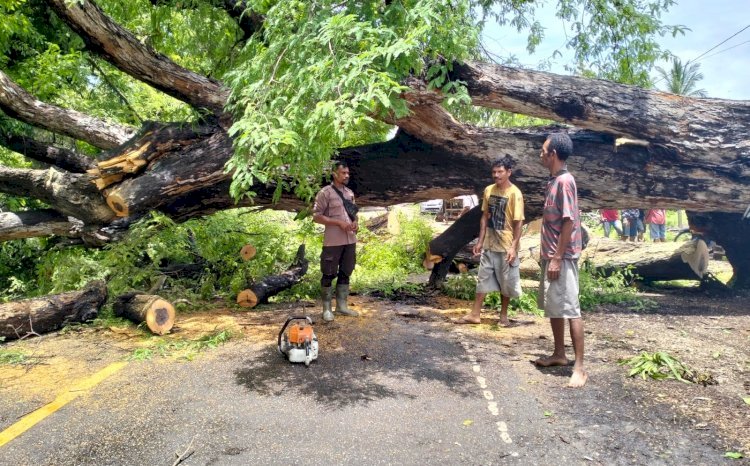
left=313, top=184, right=357, bottom=247
left=541, top=170, right=582, bottom=260
left=482, top=183, right=525, bottom=253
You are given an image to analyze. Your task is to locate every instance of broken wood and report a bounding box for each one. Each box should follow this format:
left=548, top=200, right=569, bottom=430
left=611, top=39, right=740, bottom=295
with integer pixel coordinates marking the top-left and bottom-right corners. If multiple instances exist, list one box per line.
left=236, top=245, right=308, bottom=308
left=114, top=293, right=175, bottom=335
left=0, top=280, right=107, bottom=341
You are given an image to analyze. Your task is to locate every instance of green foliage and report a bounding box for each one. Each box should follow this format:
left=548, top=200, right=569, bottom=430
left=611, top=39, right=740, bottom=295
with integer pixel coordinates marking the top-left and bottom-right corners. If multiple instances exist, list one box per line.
left=618, top=351, right=694, bottom=383
left=224, top=0, right=478, bottom=202
left=0, top=348, right=29, bottom=365
left=578, top=260, right=639, bottom=310
left=128, top=329, right=233, bottom=361
left=350, top=211, right=434, bottom=295
left=655, top=58, right=707, bottom=97
left=443, top=272, right=542, bottom=316
left=443, top=273, right=478, bottom=301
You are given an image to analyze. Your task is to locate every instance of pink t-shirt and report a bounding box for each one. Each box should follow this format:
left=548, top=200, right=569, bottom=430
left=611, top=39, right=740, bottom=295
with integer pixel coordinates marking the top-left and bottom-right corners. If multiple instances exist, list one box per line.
left=541, top=170, right=582, bottom=260
left=645, top=209, right=666, bottom=225
left=313, top=184, right=357, bottom=247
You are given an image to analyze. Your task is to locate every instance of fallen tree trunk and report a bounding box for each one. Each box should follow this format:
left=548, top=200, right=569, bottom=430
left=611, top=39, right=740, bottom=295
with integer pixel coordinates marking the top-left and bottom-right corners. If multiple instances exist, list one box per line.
left=113, top=293, right=175, bottom=335
left=236, top=244, right=308, bottom=308
left=0, top=280, right=107, bottom=341
left=582, top=237, right=710, bottom=282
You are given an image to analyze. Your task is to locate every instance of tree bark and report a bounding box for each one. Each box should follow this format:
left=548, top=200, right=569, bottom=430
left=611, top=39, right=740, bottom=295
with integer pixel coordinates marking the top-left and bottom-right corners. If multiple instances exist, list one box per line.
left=582, top=237, right=710, bottom=282
left=426, top=206, right=482, bottom=288
left=686, top=212, right=750, bottom=288
left=236, top=245, right=308, bottom=308
left=48, top=0, right=229, bottom=114
left=113, top=293, right=175, bottom=335
left=0, top=280, right=107, bottom=341
left=0, top=70, right=133, bottom=149
left=2, top=134, right=95, bottom=173
left=0, top=210, right=74, bottom=242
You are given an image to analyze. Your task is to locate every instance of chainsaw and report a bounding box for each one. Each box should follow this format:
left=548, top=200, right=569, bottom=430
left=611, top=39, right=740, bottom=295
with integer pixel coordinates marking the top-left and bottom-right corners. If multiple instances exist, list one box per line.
left=277, top=316, right=318, bottom=366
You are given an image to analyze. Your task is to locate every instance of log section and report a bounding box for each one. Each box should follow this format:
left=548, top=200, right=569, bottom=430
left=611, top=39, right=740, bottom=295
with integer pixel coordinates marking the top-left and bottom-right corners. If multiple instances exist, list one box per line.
left=114, top=293, right=176, bottom=335
left=0, top=280, right=107, bottom=341
left=236, top=245, right=308, bottom=308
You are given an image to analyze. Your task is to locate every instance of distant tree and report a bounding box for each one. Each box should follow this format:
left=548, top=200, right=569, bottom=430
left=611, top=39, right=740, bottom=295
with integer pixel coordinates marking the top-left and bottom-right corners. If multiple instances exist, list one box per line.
left=655, top=58, right=708, bottom=97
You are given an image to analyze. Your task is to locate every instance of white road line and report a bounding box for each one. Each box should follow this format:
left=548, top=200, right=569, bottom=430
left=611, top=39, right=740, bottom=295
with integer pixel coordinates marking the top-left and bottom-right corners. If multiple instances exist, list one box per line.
left=476, top=376, right=487, bottom=389
left=483, top=390, right=494, bottom=401
left=472, top=364, right=481, bottom=373
left=487, top=401, right=499, bottom=416
left=497, top=421, right=513, bottom=444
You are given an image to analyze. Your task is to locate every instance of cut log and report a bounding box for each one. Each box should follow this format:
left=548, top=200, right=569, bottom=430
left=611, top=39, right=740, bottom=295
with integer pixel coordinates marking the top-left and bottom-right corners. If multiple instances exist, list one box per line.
left=0, top=280, right=107, bottom=341
left=236, top=245, right=308, bottom=308
left=113, top=293, right=175, bottom=335
left=240, top=244, right=257, bottom=261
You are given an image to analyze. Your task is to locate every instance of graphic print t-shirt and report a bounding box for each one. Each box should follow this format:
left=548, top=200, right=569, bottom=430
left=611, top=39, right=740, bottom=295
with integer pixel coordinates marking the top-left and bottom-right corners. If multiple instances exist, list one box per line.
left=482, top=183, right=524, bottom=253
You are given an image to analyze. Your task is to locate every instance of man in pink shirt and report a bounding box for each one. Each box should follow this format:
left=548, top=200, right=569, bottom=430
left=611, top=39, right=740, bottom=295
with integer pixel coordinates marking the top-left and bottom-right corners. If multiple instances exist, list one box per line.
left=535, top=132, right=587, bottom=388
left=313, top=162, right=359, bottom=322
left=645, top=209, right=666, bottom=242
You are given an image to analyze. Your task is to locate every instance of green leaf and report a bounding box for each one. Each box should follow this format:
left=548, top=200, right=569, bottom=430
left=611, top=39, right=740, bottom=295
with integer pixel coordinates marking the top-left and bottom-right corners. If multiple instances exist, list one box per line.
left=724, top=452, right=743, bottom=459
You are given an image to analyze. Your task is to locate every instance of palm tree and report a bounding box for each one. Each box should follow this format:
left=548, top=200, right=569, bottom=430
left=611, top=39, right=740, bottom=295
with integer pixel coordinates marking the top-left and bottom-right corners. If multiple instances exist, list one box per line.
left=655, top=58, right=708, bottom=97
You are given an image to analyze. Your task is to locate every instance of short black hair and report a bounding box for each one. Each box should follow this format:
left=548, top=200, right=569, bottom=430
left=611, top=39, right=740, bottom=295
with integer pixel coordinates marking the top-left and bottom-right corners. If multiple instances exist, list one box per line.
left=546, top=132, right=573, bottom=161
left=491, top=154, right=515, bottom=170
left=332, top=161, right=348, bottom=171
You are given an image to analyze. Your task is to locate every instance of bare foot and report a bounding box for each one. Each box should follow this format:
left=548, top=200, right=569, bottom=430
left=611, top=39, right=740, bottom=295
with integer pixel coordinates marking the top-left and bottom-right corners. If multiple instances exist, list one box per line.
left=499, top=317, right=511, bottom=327
left=534, top=355, right=569, bottom=367
left=453, top=315, right=481, bottom=324
left=568, top=367, right=588, bottom=388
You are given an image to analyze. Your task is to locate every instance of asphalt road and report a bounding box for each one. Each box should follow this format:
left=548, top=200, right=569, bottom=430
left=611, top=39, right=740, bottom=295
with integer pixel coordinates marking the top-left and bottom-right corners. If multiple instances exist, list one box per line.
left=0, top=302, right=733, bottom=465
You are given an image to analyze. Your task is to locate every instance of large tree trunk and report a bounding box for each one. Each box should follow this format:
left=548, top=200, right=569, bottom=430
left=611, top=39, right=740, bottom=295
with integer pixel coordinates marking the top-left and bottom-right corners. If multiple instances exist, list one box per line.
left=0, top=280, right=107, bottom=341
left=582, top=237, right=711, bottom=282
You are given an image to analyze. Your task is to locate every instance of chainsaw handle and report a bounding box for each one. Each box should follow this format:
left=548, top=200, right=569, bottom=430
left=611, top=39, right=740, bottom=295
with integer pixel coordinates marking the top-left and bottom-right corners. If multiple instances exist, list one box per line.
left=277, top=316, right=314, bottom=353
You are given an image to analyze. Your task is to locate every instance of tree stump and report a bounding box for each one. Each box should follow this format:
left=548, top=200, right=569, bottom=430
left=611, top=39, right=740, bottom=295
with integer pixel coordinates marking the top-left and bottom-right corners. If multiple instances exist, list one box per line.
left=236, top=245, right=308, bottom=308
left=114, top=293, right=175, bottom=335
left=0, top=280, right=107, bottom=341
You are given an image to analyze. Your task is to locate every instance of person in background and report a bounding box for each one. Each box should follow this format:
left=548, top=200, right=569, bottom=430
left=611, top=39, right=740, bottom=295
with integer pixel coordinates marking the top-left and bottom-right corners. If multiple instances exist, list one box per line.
left=599, top=209, right=622, bottom=238
left=621, top=209, right=640, bottom=242
left=645, top=209, right=667, bottom=242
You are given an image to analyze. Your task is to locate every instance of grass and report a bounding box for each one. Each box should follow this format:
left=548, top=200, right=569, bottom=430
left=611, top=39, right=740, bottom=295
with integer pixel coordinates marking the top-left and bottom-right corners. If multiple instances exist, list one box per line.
left=0, top=349, right=29, bottom=365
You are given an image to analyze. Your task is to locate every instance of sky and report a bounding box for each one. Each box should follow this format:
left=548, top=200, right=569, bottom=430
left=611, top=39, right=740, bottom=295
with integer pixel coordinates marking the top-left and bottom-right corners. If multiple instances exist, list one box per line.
left=481, top=0, right=750, bottom=100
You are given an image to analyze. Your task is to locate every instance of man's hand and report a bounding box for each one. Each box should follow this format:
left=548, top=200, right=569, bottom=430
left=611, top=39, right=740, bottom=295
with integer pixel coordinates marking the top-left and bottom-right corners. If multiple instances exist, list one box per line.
left=547, top=258, right=561, bottom=280
left=472, top=242, right=482, bottom=256
left=506, top=249, right=517, bottom=265
left=351, top=221, right=359, bottom=233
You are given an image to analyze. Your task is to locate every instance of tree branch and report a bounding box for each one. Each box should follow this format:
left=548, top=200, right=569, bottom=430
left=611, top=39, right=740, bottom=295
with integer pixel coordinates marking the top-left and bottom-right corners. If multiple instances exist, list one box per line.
left=48, top=0, right=229, bottom=114
left=0, top=210, right=74, bottom=242
left=0, top=165, right=114, bottom=223
left=0, top=70, right=134, bottom=149
left=1, top=132, right=96, bottom=173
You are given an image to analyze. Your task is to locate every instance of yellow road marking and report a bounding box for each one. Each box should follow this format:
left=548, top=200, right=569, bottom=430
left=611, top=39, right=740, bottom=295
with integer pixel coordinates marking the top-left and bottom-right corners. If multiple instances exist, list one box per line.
left=0, top=361, right=128, bottom=448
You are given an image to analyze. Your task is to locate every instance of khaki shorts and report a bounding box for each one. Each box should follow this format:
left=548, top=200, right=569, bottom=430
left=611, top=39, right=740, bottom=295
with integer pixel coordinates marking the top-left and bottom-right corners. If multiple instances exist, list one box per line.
left=538, top=259, right=581, bottom=318
left=476, top=251, right=521, bottom=298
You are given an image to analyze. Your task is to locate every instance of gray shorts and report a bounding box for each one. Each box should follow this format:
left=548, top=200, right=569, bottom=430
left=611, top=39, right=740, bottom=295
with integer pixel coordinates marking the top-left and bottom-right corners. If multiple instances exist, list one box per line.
left=476, top=250, right=522, bottom=298
left=538, top=259, right=581, bottom=318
